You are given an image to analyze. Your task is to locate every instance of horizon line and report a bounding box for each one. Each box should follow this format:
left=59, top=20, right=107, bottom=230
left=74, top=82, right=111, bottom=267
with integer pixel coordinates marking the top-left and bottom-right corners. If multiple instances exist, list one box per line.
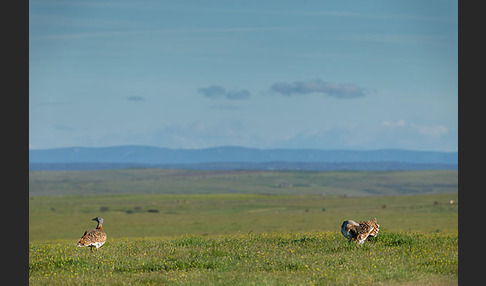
left=28, top=144, right=458, bottom=153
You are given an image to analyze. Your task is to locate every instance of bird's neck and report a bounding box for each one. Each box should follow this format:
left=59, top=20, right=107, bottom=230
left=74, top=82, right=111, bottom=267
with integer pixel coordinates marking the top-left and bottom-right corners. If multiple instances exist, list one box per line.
left=96, top=224, right=103, bottom=231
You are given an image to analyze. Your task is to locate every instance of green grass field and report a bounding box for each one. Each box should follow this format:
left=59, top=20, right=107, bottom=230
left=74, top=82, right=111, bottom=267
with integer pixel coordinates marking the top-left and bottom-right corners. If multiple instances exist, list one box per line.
left=30, top=232, right=457, bottom=285
left=29, top=169, right=458, bottom=285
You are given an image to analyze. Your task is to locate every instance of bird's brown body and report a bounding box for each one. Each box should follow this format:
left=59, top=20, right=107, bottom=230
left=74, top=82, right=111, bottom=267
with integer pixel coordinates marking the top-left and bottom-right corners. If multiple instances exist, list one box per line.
left=77, top=217, right=107, bottom=251
left=341, top=218, right=379, bottom=244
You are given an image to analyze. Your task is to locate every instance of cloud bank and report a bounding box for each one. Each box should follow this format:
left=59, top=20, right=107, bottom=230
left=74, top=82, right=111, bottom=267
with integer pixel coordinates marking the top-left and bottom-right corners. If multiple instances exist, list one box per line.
left=198, top=85, right=250, bottom=100
left=381, top=120, right=448, bottom=137
left=271, top=79, right=367, bottom=98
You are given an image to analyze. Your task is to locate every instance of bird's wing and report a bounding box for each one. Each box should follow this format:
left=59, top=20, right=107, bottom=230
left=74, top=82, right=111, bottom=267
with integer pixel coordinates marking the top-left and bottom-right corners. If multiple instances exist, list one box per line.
left=78, top=229, right=106, bottom=245
left=78, top=230, right=91, bottom=246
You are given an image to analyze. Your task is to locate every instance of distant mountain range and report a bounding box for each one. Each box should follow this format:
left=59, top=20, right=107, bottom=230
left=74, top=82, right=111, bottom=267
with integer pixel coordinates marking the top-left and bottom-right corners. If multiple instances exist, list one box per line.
left=29, top=146, right=458, bottom=171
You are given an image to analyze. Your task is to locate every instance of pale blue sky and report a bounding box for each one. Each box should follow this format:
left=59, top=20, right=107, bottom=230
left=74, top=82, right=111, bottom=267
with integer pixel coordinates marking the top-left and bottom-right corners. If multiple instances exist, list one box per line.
left=29, top=0, right=458, bottom=151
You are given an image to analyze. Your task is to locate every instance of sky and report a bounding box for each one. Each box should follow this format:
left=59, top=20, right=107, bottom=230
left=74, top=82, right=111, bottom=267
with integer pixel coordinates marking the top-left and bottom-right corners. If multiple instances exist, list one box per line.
left=29, top=0, right=458, bottom=152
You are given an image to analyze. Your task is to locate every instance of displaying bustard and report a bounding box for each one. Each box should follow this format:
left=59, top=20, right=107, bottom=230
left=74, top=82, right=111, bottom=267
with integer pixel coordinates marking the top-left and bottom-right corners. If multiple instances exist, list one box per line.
left=341, top=218, right=379, bottom=244
left=77, top=217, right=107, bottom=251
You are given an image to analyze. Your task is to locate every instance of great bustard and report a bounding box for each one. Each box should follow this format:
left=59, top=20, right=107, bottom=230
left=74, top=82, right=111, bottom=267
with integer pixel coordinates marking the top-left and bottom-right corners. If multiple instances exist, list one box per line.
left=77, top=217, right=107, bottom=251
left=341, top=218, right=379, bottom=244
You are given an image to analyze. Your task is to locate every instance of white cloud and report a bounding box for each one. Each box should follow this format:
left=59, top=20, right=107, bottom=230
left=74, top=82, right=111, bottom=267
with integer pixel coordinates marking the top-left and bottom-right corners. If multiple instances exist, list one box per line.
left=273, top=120, right=455, bottom=151
left=382, top=120, right=448, bottom=138
left=416, top=125, right=448, bottom=137
left=381, top=120, right=406, bottom=128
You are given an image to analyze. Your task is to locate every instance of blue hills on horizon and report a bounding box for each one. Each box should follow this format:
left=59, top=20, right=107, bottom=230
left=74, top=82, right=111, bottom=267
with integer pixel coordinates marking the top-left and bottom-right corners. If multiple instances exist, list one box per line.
left=29, top=145, right=458, bottom=171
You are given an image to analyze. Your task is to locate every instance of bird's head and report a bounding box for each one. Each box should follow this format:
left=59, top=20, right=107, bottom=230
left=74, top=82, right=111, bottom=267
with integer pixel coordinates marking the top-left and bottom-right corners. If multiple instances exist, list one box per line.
left=92, top=217, right=103, bottom=224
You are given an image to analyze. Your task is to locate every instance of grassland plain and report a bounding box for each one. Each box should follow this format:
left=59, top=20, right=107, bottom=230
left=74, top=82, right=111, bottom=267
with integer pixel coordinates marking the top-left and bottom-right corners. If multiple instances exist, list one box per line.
left=29, top=193, right=458, bottom=285
left=29, top=169, right=458, bottom=285
left=29, top=169, right=458, bottom=197
left=29, top=193, right=458, bottom=241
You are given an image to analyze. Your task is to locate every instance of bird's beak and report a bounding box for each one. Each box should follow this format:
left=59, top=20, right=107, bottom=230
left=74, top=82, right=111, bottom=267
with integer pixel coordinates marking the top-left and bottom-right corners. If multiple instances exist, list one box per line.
left=92, top=217, right=97, bottom=221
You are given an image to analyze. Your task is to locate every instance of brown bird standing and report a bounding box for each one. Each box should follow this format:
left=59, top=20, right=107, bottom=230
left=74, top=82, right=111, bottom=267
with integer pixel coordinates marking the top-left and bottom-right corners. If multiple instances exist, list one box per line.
left=77, top=217, right=107, bottom=251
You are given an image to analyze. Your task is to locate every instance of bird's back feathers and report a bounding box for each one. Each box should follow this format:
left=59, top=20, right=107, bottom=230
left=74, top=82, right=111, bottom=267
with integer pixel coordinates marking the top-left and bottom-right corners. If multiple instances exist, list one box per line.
left=77, top=218, right=107, bottom=250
